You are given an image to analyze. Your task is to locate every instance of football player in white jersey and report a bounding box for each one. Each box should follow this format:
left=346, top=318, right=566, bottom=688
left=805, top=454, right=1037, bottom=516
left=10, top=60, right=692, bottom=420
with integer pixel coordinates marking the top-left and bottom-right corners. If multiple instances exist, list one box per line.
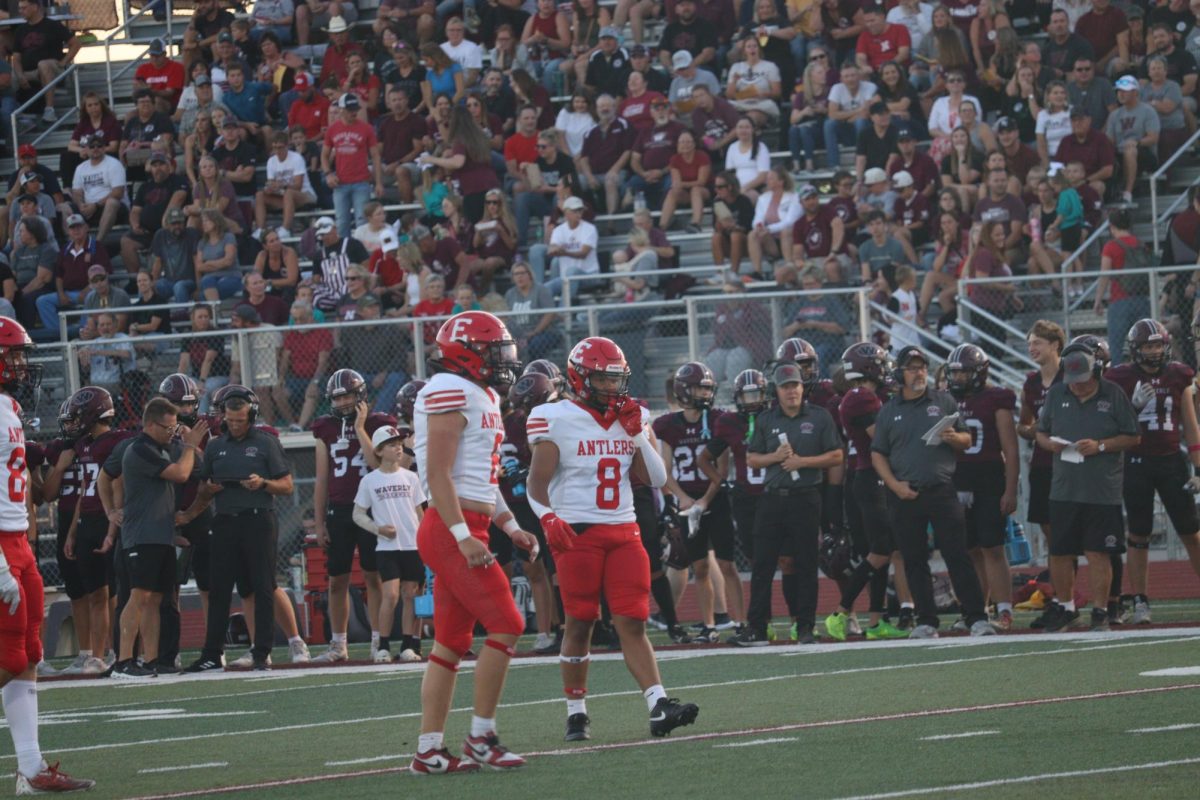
left=410, top=311, right=540, bottom=775
left=0, top=318, right=95, bottom=794
left=526, top=337, right=700, bottom=743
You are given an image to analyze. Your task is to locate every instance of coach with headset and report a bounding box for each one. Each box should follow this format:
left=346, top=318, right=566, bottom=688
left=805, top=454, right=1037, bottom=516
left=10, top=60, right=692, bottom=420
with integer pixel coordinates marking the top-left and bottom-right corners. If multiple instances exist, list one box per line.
left=179, top=386, right=293, bottom=672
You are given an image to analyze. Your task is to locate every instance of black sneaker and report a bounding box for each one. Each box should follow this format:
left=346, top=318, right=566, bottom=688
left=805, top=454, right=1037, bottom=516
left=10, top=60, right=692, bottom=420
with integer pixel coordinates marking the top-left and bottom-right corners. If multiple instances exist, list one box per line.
left=183, top=655, right=225, bottom=673
left=727, top=627, right=769, bottom=647
left=896, top=608, right=915, bottom=631
left=1107, top=599, right=1126, bottom=626
left=795, top=623, right=816, bottom=644
left=649, top=697, right=699, bottom=737
left=667, top=625, right=693, bottom=644
left=150, top=658, right=180, bottom=675
left=251, top=655, right=271, bottom=671
left=1090, top=608, right=1110, bottom=632
left=565, top=713, right=591, bottom=741
left=1030, top=607, right=1051, bottom=629
left=713, top=612, right=735, bottom=631
left=694, top=626, right=720, bottom=644
left=110, top=659, right=156, bottom=680
left=1044, top=603, right=1080, bottom=633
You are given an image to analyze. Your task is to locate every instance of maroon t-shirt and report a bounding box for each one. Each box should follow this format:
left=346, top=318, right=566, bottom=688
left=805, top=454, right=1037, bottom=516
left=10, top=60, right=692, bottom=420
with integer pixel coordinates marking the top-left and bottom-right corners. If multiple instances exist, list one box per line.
left=44, top=438, right=81, bottom=515
left=954, top=385, right=1016, bottom=493
left=74, top=428, right=136, bottom=516
left=707, top=411, right=766, bottom=495
left=423, top=237, right=465, bottom=288
left=451, top=143, right=501, bottom=197
left=889, top=151, right=940, bottom=197
left=792, top=210, right=836, bottom=259
left=312, top=412, right=397, bottom=505
left=839, top=386, right=884, bottom=471
left=894, top=193, right=930, bottom=231
left=581, top=118, right=634, bottom=175
left=653, top=408, right=724, bottom=499
left=1105, top=361, right=1194, bottom=457
left=633, top=121, right=687, bottom=172
left=245, top=293, right=289, bottom=327
left=378, top=111, right=426, bottom=165
left=825, top=195, right=859, bottom=232
left=809, top=380, right=843, bottom=430
left=1055, top=130, right=1115, bottom=182
left=1022, top=368, right=1062, bottom=470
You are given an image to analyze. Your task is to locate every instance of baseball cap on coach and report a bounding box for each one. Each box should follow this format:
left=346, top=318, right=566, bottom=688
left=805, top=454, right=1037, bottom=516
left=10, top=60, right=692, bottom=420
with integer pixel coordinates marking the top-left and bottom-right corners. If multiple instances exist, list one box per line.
left=1061, top=347, right=1096, bottom=384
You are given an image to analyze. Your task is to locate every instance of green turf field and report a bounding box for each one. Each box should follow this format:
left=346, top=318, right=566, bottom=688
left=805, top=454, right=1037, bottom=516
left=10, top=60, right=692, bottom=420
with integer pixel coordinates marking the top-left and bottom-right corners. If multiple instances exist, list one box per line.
left=15, top=607, right=1200, bottom=799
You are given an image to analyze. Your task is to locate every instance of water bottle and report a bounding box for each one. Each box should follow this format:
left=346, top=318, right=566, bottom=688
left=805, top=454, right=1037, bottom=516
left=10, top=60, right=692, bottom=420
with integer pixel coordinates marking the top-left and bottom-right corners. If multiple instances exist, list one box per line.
left=1005, top=518, right=1031, bottom=565
left=634, top=191, right=647, bottom=213
left=1028, top=214, right=1041, bottom=244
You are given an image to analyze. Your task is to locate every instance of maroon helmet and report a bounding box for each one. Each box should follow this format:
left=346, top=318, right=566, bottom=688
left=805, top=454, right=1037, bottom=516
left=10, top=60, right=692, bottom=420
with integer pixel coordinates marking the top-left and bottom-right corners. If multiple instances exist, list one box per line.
left=1126, top=318, right=1170, bottom=370
left=509, top=372, right=560, bottom=413
left=672, top=361, right=717, bottom=409
left=818, top=534, right=857, bottom=581
left=394, top=379, right=426, bottom=423
left=946, top=344, right=990, bottom=398
left=1069, top=334, right=1111, bottom=372
left=732, top=369, right=768, bottom=414
left=775, top=338, right=820, bottom=389
left=67, top=386, right=114, bottom=431
left=158, top=373, right=200, bottom=424
left=57, top=398, right=82, bottom=440
left=521, top=359, right=566, bottom=395
left=326, top=368, right=367, bottom=418
left=840, top=342, right=893, bottom=387
left=567, top=337, right=631, bottom=410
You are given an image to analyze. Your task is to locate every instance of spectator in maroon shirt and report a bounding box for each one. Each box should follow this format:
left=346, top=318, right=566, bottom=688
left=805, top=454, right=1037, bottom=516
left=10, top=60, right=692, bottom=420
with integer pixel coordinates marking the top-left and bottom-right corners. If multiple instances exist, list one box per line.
left=378, top=88, right=425, bottom=202
left=1054, top=108, right=1115, bottom=197
left=240, top=271, right=290, bottom=326
left=888, top=126, right=939, bottom=199
left=578, top=94, right=633, bottom=217
left=38, top=213, right=111, bottom=335
left=1075, top=0, right=1131, bottom=76
left=627, top=98, right=687, bottom=211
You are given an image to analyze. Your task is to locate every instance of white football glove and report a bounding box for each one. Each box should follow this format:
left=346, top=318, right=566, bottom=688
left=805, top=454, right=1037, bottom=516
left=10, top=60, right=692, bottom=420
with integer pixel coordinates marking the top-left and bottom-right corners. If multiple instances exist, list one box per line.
left=1131, top=381, right=1155, bottom=411
left=685, top=503, right=705, bottom=538
left=1184, top=476, right=1200, bottom=494
left=0, top=567, right=20, bottom=616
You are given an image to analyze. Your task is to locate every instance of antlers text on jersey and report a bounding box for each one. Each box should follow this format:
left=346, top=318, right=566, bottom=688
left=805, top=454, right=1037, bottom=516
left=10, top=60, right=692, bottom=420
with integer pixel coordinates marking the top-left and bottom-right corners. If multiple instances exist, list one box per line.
left=576, top=439, right=636, bottom=456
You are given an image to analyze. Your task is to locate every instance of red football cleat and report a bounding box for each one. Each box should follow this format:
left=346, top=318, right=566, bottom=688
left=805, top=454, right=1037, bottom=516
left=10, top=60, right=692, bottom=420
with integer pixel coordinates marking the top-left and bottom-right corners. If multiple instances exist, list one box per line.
left=15, top=762, right=95, bottom=794
left=462, top=733, right=526, bottom=769
left=409, top=748, right=481, bottom=776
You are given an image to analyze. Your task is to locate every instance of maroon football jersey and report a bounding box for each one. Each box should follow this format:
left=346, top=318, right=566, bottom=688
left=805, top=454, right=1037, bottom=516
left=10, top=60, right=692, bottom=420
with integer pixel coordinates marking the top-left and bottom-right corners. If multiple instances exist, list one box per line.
left=499, top=410, right=532, bottom=505
left=43, top=439, right=81, bottom=514
left=709, top=411, right=766, bottom=494
left=1104, top=362, right=1194, bottom=457
left=1022, top=369, right=1062, bottom=469
left=954, top=385, right=1016, bottom=493
left=839, top=386, right=884, bottom=471
left=809, top=380, right=843, bottom=432
left=653, top=409, right=724, bottom=498
left=74, top=428, right=136, bottom=515
left=25, top=441, right=45, bottom=471
left=312, top=412, right=397, bottom=505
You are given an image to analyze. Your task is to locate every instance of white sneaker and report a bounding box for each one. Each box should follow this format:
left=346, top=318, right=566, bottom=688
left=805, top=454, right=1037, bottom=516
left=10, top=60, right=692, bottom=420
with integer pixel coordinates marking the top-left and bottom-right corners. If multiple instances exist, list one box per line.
left=1131, top=598, right=1152, bottom=624
left=969, top=619, right=997, bottom=636
left=41, top=107, right=56, bottom=124
left=229, top=650, right=254, bottom=668
left=35, top=660, right=58, bottom=677
left=310, top=643, right=349, bottom=663
left=104, top=650, right=116, bottom=668
left=58, top=654, right=88, bottom=675
left=845, top=616, right=863, bottom=637
left=289, top=639, right=311, bottom=663
left=910, top=624, right=939, bottom=639
left=532, top=632, right=555, bottom=652
left=252, top=227, right=264, bottom=241
left=373, top=648, right=392, bottom=663
left=275, top=226, right=290, bottom=241
left=81, top=656, right=108, bottom=675
left=398, top=648, right=422, bottom=662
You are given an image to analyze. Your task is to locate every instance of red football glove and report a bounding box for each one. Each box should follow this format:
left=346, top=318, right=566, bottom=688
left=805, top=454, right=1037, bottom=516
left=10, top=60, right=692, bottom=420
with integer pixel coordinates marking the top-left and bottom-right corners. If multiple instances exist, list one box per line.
left=540, top=513, right=577, bottom=553
left=616, top=398, right=644, bottom=438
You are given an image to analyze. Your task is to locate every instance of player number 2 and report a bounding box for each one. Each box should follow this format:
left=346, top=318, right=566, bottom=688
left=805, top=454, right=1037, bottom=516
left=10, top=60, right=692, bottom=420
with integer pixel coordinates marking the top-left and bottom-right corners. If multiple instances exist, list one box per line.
left=596, top=458, right=621, bottom=509
left=7, top=447, right=25, bottom=503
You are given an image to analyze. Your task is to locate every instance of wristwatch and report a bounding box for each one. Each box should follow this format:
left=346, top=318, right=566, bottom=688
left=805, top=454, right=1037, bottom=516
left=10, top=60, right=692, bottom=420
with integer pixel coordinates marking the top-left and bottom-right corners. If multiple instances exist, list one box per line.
left=1099, top=442, right=1107, bottom=453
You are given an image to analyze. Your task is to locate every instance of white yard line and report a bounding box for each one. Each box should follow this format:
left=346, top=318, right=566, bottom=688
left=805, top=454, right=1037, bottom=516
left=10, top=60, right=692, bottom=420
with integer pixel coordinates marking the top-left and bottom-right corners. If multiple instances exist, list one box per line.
left=919, top=730, right=1000, bottom=741
left=1127, top=723, right=1200, bottom=734
left=137, top=763, right=228, bottom=775
left=1139, top=666, right=1200, bottom=677
left=712, top=737, right=800, bottom=749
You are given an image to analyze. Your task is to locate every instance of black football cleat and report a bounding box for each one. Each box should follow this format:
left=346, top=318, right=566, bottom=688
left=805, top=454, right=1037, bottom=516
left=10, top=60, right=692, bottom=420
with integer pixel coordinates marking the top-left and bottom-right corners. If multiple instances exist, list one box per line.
left=565, top=713, right=591, bottom=741
left=649, top=698, right=699, bottom=737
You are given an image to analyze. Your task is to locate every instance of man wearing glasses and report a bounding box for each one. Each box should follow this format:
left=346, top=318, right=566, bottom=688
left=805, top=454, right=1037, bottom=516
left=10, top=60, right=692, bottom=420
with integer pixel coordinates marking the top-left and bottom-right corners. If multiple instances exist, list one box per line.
left=1067, top=57, right=1118, bottom=129
left=108, top=400, right=208, bottom=678
left=870, top=345, right=993, bottom=639
left=70, top=134, right=127, bottom=243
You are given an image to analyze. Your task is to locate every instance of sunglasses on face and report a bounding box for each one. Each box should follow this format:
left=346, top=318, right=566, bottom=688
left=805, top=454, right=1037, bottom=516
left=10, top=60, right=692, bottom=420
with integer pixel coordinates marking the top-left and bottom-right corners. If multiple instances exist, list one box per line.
left=809, top=53, right=827, bottom=61
left=947, top=76, right=965, bottom=83
left=486, top=200, right=501, bottom=205
left=90, top=276, right=107, bottom=284
left=347, top=276, right=363, bottom=281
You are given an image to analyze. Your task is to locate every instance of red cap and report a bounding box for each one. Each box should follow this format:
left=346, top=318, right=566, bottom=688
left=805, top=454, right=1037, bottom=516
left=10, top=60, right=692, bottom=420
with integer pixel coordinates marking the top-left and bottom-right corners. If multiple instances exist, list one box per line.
left=293, top=72, right=312, bottom=91
left=17, top=145, right=36, bottom=158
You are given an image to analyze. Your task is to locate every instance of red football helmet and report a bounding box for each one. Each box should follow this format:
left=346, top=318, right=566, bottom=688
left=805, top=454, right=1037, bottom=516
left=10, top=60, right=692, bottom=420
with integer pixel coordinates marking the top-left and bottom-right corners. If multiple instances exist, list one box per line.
left=775, top=338, right=820, bottom=389
left=394, top=379, right=426, bottom=423
left=509, top=372, right=560, bottom=413
left=567, top=337, right=631, bottom=410
left=1126, top=318, right=1170, bottom=370
left=0, top=317, right=41, bottom=409
left=522, top=359, right=566, bottom=396
left=841, top=342, right=893, bottom=387
left=946, top=343, right=990, bottom=398
left=732, top=369, right=768, bottom=415
left=434, top=311, right=521, bottom=388
left=672, top=361, right=717, bottom=409
left=326, top=369, right=367, bottom=418
left=67, top=386, right=114, bottom=431
left=1069, top=334, right=1111, bottom=372
left=158, top=373, right=200, bottom=425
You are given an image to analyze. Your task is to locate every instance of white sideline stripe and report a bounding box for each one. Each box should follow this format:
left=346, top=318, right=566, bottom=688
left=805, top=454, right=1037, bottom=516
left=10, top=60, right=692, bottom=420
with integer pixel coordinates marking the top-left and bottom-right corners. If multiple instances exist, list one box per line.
left=45, top=676, right=399, bottom=712
left=137, top=763, right=228, bottom=775
left=1127, top=723, right=1200, bottom=734
left=124, top=685, right=1200, bottom=800
left=325, top=754, right=412, bottom=766
left=1139, top=666, right=1200, bottom=677
left=918, top=730, right=1000, bottom=741
left=713, top=737, right=800, bottom=748
left=14, top=635, right=1199, bottom=760
left=827, top=757, right=1200, bottom=800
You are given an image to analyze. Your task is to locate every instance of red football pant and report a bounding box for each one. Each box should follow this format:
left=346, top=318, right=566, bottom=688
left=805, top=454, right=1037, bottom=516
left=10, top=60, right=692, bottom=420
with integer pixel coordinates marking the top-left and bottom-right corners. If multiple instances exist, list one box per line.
left=0, top=533, right=43, bottom=676
left=555, top=522, right=650, bottom=622
left=416, top=507, right=525, bottom=657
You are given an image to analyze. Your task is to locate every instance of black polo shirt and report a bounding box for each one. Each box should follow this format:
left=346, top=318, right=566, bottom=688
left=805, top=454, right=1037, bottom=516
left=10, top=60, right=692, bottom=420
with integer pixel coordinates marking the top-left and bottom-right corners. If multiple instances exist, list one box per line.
left=855, top=124, right=899, bottom=172
left=120, top=433, right=177, bottom=548
left=200, top=427, right=289, bottom=515
left=747, top=402, right=841, bottom=490
left=872, top=388, right=965, bottom=488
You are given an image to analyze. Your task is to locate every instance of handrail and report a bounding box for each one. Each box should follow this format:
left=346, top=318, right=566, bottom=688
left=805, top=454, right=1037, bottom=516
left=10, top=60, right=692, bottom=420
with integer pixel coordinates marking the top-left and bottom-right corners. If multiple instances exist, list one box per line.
left=10, top=63, right=81, bottom=157
left=959, top=262, right=1190, bottom=285
left=57, top=299, right=220, bottom=342
left=1150, top=125, right=1200, bottom=253
left=954, top=297, right=1038, bottom=371
left=104, top=0, right=166, bottom=108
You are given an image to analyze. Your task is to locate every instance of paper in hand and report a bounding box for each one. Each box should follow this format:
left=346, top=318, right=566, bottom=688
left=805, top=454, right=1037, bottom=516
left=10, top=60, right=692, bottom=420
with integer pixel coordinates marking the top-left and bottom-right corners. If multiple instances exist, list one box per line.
left=778, top=433, right=800, bottom=480
left=1050, top=436, right=1084, bottom=464
left=922, top=413, right=960, bottom=446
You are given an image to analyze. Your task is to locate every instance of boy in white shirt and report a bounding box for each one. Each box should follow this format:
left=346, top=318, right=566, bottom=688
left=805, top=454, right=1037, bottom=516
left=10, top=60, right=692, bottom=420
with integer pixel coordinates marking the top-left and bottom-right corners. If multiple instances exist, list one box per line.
left=255, top=131, right=318, bottom=240
left=353, top=425, right=427, bottom=662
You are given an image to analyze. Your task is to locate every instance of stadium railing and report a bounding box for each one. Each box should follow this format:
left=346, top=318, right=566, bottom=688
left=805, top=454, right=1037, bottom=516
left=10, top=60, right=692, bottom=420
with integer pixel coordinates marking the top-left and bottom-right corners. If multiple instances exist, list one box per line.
left=103, top=0, right=175, bottom=108
left=9, top=64, right=81, bottom=158
left=56, top=299, right=219, bottom=343
left=1150, top=126, right=1200, bottom=254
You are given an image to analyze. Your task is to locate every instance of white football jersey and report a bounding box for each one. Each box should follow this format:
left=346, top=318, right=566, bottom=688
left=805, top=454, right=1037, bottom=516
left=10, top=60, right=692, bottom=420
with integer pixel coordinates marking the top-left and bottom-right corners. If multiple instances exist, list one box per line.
left=0, top=394, right=28, bottom=531
left=414, top=372, right=504, bottom=505
left=526, top=400, right=649, bottom=525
